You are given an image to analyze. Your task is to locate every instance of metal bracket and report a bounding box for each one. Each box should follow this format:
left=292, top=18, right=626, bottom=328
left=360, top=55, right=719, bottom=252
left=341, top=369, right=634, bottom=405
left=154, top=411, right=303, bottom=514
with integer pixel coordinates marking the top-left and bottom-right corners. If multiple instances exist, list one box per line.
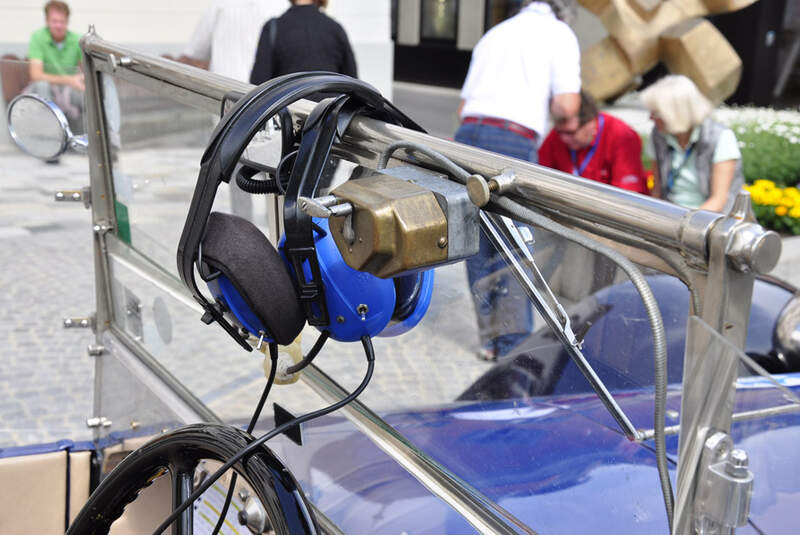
left=64, top=314, right=95, bottom=330
left=54, top=186, right=91, bottom=208
left=93, top=221, right=114, bottom=234
left=87, top=344, right=105, bottom=357
left=86, top=416, right=112, bottom=429
left=694, top=432, right=753, bottom=533
left=124, top=289, right=144, bottom=342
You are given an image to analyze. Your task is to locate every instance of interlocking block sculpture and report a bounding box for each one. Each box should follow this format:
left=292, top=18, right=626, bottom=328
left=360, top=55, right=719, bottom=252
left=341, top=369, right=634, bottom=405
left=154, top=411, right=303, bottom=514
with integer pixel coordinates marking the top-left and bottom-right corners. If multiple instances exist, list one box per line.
left=579, top=0, right=756, bottom=103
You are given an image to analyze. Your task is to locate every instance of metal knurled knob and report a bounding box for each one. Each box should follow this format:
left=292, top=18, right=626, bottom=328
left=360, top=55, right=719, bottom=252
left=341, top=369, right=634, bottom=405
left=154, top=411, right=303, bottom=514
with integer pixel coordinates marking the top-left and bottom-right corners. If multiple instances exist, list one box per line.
left=466, top=174, right=493, bottom=207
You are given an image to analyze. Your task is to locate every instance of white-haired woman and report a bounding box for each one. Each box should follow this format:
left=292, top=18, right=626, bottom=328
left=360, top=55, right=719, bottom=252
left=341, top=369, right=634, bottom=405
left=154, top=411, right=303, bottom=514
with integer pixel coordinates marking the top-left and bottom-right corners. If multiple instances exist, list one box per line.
left=640, top=75, right=744, bottom=213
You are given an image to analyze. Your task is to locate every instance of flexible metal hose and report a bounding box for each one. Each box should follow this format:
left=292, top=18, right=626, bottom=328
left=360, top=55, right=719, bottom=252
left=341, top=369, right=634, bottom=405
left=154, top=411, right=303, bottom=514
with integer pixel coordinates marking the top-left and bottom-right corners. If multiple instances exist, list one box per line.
left=378, top=140, right=674, bottom=529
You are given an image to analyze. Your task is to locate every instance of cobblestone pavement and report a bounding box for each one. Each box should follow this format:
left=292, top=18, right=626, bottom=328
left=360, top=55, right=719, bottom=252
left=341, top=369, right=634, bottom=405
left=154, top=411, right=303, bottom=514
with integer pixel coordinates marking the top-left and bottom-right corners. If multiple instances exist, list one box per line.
left=0, top=142, right=493, bottom=448
left=2, top=137, right=799, bottom=450
left=0, top=147, right=96, bottom=447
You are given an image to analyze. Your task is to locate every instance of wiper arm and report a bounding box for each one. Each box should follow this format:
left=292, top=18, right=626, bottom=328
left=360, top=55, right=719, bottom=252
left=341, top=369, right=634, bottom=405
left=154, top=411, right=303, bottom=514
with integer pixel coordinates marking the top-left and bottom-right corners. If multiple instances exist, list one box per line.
left=480, top=211, right=640, bottom=440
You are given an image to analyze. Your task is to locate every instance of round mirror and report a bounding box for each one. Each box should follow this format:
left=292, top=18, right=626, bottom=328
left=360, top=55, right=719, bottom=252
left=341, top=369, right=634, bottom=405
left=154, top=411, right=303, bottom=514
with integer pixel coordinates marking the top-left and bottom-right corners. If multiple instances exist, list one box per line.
left=7, top=94, right=70, bottom=160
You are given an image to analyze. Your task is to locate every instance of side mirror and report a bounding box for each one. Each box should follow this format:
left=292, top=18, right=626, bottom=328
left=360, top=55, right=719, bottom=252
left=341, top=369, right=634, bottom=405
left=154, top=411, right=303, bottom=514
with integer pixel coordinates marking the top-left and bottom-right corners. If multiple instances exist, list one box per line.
left=6, top=93, right=87, bottom=160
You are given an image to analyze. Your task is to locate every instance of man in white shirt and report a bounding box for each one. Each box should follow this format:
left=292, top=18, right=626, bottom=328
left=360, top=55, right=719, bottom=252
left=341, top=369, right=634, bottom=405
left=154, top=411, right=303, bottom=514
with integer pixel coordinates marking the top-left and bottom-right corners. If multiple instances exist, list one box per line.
left=183, top=0, right=283, bottom=220
left=455, top=0, right=581, bottom=361
left=183, top=0, right=283, bottom=82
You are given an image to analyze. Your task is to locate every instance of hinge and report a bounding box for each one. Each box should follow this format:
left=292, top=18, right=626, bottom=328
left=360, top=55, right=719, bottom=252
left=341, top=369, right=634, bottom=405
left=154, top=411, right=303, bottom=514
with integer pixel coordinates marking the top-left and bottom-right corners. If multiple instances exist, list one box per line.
left=54, top=186, right=91, bottom=208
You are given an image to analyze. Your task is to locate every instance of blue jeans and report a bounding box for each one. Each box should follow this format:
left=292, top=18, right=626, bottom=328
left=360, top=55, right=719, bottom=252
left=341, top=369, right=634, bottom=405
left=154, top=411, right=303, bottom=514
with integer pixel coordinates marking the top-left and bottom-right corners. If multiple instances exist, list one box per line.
left=455, top=121, right=538, bottom=357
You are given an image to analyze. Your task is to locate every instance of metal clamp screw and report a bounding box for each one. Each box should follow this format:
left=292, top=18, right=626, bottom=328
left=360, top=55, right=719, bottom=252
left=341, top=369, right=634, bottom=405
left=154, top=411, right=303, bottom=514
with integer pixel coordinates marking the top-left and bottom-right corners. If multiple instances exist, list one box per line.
left=87, top=344, right=105, bottom=357
left=298, top=195, right=353, bottom=218
left=466, top=168, right=516, bottom=207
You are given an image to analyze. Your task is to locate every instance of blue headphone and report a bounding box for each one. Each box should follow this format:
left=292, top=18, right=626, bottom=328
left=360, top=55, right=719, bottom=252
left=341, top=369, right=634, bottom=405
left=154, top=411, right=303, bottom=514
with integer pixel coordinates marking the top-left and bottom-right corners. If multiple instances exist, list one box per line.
left=177, top=73, right=434, bottom=348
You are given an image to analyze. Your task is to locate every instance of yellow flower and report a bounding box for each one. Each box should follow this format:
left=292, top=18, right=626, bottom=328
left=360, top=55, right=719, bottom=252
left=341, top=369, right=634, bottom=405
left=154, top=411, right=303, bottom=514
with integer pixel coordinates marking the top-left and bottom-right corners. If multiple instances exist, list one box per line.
left=776, top=205, right=788, bottom=216
left=790, top=206, right=800, bottom=219
left=781, top=196, right=795, bottom=208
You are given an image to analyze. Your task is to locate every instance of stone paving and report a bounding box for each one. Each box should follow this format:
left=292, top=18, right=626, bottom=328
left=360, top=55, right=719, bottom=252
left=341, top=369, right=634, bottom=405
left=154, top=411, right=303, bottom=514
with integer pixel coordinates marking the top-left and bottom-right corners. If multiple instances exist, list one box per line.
left=2, top=129, right=799, bottom=450
left=0, top=140, right=494, bottom=448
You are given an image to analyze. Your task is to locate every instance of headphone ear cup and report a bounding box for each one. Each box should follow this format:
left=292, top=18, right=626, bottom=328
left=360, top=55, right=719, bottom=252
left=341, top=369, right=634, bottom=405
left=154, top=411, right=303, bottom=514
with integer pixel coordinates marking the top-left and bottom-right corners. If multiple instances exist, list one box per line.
left=379, top=270, right=435, bottom=338
left=284, top=218, right=396, bottom=342
left=201, top=212, right=305, bottom=345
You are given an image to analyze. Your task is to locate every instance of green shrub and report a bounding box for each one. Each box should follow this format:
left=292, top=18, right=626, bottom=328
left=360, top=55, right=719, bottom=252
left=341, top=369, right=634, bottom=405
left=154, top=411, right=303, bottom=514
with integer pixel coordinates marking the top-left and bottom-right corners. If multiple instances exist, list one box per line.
left=715, top=108, right=800, bottom=188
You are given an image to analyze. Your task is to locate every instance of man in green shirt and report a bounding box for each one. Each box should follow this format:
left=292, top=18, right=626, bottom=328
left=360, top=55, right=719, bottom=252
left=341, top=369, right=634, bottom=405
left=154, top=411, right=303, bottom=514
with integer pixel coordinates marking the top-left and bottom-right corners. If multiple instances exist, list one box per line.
left=27, top=1, right=83, bottom=123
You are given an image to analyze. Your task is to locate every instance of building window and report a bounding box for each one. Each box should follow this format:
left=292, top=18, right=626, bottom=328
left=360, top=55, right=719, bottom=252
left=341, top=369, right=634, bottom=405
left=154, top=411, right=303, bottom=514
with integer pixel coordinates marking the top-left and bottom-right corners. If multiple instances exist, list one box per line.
left=420, top=0, right=458, bottom=42
left=484, top=0, right=525, bottom=31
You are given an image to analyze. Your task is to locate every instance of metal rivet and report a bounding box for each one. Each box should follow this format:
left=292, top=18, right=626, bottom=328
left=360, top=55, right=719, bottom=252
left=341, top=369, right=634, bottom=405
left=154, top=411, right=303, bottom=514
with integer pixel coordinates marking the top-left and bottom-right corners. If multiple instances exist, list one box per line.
left=438, top=237, right=447, bottom=248
left=336, top=315, right=345, bottom=323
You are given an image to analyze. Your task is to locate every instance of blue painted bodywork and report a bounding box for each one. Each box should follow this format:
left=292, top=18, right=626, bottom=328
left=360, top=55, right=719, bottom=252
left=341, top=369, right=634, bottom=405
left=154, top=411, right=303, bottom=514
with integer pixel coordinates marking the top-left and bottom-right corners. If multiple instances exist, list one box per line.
left=271, top=374, right=799, bottom=534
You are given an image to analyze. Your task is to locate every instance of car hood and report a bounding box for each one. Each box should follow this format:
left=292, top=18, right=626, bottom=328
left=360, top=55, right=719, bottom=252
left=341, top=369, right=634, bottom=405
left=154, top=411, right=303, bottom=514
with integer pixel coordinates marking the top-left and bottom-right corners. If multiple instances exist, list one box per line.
left=266, top=376, right=799, bottom=534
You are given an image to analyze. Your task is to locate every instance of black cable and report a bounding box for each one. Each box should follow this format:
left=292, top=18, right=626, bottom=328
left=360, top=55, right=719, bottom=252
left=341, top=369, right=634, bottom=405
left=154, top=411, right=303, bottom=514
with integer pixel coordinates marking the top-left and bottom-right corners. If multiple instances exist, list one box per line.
left=210, top=343, right=279, bottom=535
left=286, top=331, right=330, bottom=375
left=236, top=165, right=281, bottom=195
left=275, top=149, right=299, bottom=195
left=153, top=336, right=376, bottom=535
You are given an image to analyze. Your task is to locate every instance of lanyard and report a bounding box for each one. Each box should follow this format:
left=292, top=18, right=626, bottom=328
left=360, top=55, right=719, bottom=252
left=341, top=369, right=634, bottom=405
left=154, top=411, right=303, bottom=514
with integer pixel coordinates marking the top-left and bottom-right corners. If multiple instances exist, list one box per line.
left=666, top=142, right=695, bottom=192
left=570, top=114, right=604, bottom=177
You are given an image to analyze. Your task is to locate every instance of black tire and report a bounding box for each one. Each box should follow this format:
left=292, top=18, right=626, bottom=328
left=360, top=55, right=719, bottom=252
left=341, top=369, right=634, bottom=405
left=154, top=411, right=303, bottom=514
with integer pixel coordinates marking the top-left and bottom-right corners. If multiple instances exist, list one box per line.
left=67, top=424, right=317, bottom=535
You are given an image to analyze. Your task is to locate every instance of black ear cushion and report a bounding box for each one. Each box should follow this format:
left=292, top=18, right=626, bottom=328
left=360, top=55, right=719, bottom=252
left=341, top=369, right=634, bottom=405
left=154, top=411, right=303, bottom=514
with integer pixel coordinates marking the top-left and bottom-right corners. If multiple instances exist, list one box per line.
left=201, top=212, right=305, bottom=345
left=392, top=273, right=423, bottom=321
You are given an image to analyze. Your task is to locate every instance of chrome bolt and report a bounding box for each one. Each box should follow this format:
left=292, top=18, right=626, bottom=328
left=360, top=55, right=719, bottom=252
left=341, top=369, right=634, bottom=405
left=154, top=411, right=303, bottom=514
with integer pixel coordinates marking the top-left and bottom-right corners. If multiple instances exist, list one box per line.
left=726, top=449, right=749, bottom=478
left=438, top=236, right=448, bottom=248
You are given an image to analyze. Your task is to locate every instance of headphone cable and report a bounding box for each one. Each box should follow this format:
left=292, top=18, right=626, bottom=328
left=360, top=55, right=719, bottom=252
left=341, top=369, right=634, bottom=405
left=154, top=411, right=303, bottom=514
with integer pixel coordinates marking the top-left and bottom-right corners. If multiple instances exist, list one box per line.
left=210, top=342, right=279, bottom=535
left=152, top=335, right=376, bottom=535
left=286, top=331, right=330, bottom=375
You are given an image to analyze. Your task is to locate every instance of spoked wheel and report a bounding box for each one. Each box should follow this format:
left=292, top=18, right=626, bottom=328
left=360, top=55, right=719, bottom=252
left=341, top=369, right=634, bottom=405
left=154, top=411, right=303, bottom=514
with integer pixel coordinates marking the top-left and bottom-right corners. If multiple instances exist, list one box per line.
left=67, top=424, right=317, bottom=535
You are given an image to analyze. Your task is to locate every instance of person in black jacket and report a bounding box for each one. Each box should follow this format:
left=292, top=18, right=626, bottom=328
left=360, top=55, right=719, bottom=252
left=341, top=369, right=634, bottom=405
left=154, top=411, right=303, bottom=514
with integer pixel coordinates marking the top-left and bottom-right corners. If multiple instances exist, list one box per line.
left=250, top=0, right=357, bottom=84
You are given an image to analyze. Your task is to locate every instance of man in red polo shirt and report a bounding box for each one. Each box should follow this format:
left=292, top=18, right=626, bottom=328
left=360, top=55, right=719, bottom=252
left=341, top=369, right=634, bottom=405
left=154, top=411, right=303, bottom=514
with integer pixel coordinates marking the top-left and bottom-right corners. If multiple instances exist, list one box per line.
left=539, top=91, right=648, bottom=194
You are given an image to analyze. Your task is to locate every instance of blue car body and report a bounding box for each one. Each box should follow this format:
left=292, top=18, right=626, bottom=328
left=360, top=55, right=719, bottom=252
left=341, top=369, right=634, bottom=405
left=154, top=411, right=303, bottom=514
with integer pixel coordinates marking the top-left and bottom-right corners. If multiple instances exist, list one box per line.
left=266, top=274, right=800, bottom=533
